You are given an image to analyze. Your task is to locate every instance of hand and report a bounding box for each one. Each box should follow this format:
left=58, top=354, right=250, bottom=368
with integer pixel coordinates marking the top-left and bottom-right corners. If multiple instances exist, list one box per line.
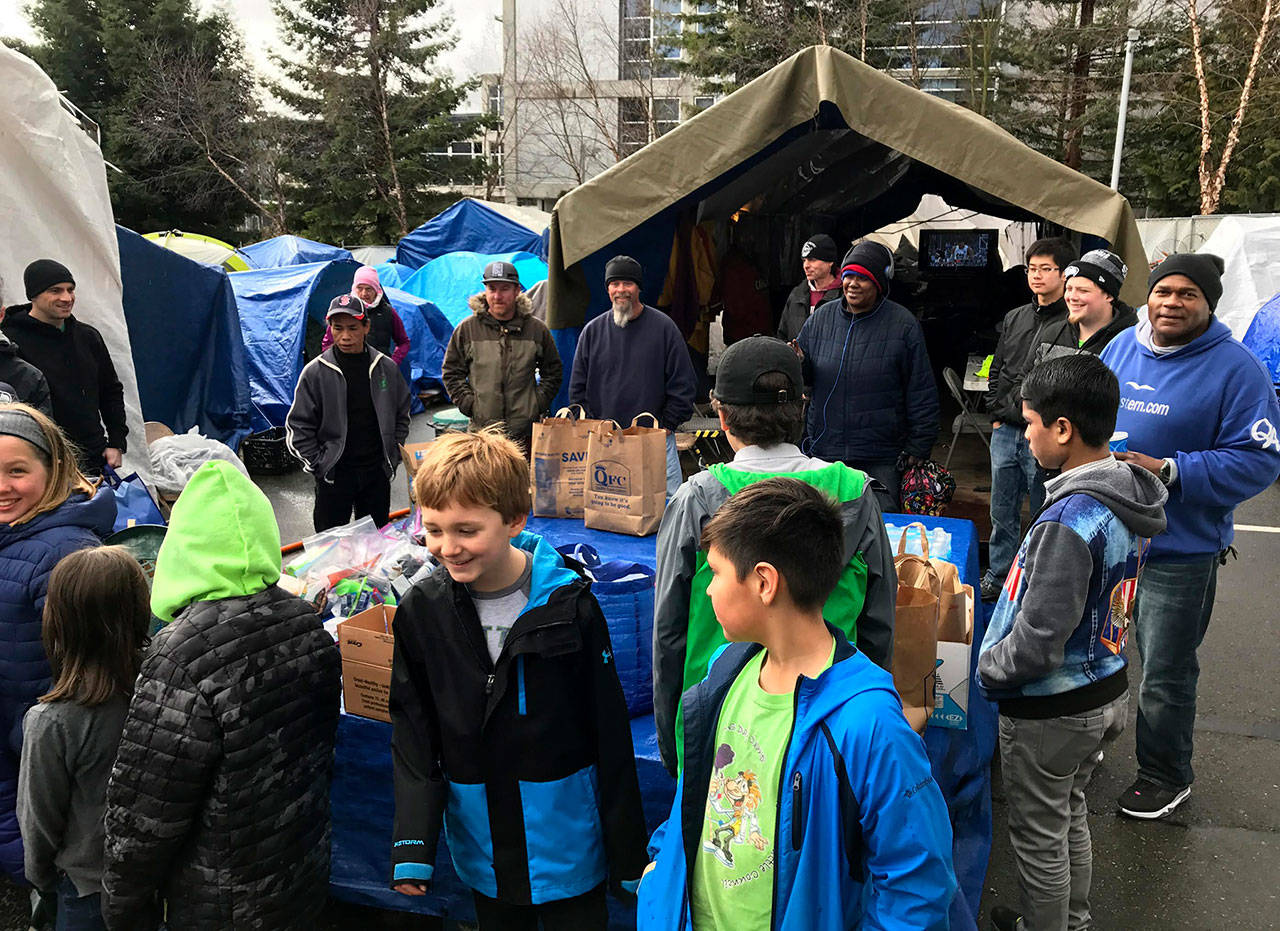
left=991, top=421, right=1002, bottom=431
left=750, top=831, right=767, bottom=850
left=393, top=881, right=429, bottom=896
left=788, top=339, right=804, bottom=361
left=1114, top=450, right=1163, bottom=475
left=105, top=447, right=123, bottom=469
left=903, top=454, right=924, bottom=468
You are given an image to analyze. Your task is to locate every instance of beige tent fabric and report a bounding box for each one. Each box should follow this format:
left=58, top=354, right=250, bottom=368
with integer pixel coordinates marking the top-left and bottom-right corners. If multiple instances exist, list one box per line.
left=547, top=45, right=1147, bottom=326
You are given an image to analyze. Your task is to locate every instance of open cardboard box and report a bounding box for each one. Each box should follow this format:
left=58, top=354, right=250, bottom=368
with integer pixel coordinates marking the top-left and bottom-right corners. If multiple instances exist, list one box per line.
left=399, top=442, right=434, bottom=505
left=337, top=603, right=396, bottom=723
left=930, top=585, right=974, bottom=730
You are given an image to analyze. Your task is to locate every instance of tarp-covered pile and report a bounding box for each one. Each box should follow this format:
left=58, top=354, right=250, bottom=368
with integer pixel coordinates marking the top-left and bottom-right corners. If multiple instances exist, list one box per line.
left=396, top=198, right=550, bottom=270
left=241, top=235, right=354, bottom=269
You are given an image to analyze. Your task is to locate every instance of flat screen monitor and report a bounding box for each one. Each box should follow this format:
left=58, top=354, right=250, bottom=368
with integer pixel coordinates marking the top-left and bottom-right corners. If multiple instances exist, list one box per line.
left=919, top=229, right=998, bottom=272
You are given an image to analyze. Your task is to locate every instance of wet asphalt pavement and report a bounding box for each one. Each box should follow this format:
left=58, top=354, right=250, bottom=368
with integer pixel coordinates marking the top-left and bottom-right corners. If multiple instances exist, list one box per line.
left=1, top=416, right=1276, bottom=928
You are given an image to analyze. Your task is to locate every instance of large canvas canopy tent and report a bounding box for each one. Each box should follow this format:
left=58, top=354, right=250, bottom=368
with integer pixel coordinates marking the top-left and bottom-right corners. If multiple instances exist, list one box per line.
left=545, top=45, right=1147, bottom=333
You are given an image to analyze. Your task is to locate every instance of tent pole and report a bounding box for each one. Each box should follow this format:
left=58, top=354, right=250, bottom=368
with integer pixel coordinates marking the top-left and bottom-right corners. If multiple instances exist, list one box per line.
left=1110, top=29, right=1139, bottom=191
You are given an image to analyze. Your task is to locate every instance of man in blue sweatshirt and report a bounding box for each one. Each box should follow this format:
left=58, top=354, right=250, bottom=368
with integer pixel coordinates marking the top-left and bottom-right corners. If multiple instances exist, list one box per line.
left=569, top=256, right=697, bottom=497
left=1100, top=253, right=1280, bottom=819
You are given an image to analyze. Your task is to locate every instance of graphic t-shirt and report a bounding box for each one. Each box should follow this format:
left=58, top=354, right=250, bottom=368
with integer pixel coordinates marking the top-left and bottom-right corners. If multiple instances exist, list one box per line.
left=469, top=552, right=532, bottom=663
left=689, top=644, right=834, bottom=930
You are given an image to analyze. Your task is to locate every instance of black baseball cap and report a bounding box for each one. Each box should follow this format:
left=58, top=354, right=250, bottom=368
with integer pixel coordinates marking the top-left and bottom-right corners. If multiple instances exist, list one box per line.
left=712, top=336, right=803, bottom=405
left=326, top=293, right=367, bottom=321
left=482, top=261, right=521, bottom=286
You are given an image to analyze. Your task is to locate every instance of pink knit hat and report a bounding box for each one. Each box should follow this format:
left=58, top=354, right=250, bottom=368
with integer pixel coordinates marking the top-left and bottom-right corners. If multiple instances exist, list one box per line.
left=352, top=266, right=383, bottom=300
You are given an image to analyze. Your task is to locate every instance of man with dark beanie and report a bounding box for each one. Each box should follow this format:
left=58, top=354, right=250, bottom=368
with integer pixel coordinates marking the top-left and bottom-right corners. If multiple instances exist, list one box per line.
left=569, top=256, right=697, bottom=497
left=1101, top=253, right=1280, bottom=819
left=1034, top=248, right=1138, bottom=362
left=4, top=259, right=126, bottom=474
left=795, top=240, right=938, bottom=513
left=777, top=234, right=843, bottom=342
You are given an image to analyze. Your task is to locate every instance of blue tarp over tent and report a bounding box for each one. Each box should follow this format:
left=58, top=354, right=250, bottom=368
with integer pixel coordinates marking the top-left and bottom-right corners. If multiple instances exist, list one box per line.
left=241, top=235, right=354, bottom=269
left=396, top=200, right=547, bottom=270
left=397, top=251, right=548, bottom=327
left=230, top=260, right=357, bottom=431
left=116, top=226, right=253, bottom=448
left=229, top=260, right=453, bottom=430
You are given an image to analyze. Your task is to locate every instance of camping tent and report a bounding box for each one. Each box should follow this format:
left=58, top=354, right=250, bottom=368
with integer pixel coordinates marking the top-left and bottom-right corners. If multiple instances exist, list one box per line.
left=396, top=199, right=550, bottom=270
left=229, top=260, right=452, bottom=430
left=0, top=45, right=148, bottom=472
left=1198, top=215, right=1280, bottom=384
left=240, top=235, right=354, bottom=269
left=116, top=226, right=253, bottom=447
left=144, top=230, right=252, bottom=272
left=352, top=245, right=397, bottom=266
left=545, top=45, right=1147, bottom=332
left=397, top=250, right=549, bottom=327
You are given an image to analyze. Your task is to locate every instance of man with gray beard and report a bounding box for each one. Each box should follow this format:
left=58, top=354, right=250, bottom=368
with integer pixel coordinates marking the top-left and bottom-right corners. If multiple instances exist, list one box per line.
left=569, top=255, right=697, bottom=497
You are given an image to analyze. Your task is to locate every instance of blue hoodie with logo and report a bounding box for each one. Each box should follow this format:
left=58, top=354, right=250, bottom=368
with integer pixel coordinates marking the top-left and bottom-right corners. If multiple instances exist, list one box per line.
left=1100, top=316, right=1280, bottom=560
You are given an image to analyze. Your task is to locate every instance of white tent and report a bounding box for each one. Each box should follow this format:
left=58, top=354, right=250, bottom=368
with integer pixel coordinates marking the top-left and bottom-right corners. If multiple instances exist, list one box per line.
left=867, top=194, right=1038, bottom=271
left=0, top=45, right=147, bottom=472
left=1197, top=215, right=1280, bottom=343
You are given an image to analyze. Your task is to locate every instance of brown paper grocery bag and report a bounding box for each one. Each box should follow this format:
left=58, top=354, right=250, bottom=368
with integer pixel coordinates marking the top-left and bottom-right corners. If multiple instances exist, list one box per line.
left=530, top=405, right=603, bottom=518
left=583, top=414, right=667, bottom=536
left=893, top=535, right=941, bottom=734
left=898, top=522, right=969, bottom=644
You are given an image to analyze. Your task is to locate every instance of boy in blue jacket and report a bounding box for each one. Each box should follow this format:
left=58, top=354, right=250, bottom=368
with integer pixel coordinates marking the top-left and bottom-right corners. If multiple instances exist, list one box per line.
left=979, top=354, right=1167, bottom=930
left=637, top=477, right=955, bottom=930
left=389, top=428, right=647, bottom=929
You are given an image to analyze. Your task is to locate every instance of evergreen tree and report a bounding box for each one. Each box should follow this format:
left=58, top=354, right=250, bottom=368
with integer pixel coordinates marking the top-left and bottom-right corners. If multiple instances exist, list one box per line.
left=24, top=0, right=258, bottom=233
left=271, top=0, right=487, bottom=242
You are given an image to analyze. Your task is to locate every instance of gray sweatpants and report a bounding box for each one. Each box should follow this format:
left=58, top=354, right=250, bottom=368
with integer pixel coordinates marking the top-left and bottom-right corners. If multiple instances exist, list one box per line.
left=998, top=692, right=1129, bottom=930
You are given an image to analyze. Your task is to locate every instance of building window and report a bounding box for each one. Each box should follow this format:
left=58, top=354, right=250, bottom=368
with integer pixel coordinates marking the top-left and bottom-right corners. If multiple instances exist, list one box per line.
left=620, top=0, right=681, bottom=80
left=652, top=96, right=679, bottom=136
left=619, top=96, right=649, bottom=156
left=487, top=83, right=503, bottom=118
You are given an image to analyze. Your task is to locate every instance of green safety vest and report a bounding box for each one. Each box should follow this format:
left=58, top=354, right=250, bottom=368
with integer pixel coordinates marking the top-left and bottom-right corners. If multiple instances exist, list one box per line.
left=674, top=461, right=869, bottom=769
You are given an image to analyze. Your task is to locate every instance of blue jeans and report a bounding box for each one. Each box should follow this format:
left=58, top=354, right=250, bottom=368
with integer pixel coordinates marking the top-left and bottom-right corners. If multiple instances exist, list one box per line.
left=665, top=434, right=682, bottom=499
left=986, top=424, right=1045, bottom=587
left=56, top=874, right=105, bottom=931
left=1132, top=555, right=1219, bottom=789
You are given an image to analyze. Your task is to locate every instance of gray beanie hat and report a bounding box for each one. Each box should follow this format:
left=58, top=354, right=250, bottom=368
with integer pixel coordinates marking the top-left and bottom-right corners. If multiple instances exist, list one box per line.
left=1063, top=249, right=1127, bottom=299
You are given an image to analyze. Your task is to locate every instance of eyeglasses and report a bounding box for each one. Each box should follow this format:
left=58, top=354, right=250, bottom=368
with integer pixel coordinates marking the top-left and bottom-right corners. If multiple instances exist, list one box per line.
left=1027, top=264, right=1059, bottom=275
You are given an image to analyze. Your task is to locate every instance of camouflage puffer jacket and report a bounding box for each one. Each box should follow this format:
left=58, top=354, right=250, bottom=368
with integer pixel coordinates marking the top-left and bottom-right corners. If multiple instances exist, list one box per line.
left=101, top=585, right=341, bottom=930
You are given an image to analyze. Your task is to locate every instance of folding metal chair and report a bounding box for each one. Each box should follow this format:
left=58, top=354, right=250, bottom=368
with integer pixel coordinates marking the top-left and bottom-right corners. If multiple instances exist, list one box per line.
left=942, top=367, right=993, bottom=469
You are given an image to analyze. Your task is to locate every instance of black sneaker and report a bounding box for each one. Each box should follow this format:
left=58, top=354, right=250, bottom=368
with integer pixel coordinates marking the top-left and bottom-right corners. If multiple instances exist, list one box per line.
left=1117, top=778, right=1191, bottom=819
left=980, top=577, right=1002, bottom=602
left=990, top=905, right=1025, bottom=930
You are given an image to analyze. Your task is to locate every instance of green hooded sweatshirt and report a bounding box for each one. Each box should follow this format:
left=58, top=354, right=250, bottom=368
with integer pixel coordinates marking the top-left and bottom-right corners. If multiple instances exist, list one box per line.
left=151, top=461, right=282, bottom=623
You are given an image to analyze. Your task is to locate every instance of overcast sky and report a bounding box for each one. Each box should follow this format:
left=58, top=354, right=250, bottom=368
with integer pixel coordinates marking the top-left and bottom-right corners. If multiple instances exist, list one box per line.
left=1, top=0, right=502, bottom=107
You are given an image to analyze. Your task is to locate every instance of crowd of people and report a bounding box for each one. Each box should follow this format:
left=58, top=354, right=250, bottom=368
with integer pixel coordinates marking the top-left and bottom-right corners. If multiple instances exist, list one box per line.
left=0, top=234, right=1275, bottom=931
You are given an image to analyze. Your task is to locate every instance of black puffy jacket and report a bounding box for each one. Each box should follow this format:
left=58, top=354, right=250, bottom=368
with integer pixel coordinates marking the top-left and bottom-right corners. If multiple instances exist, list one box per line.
left=777, top=279, right=843, bottom=342
left=986, top=296, right=1068, bottom=425
left=101, top=585, right=341, bottom=929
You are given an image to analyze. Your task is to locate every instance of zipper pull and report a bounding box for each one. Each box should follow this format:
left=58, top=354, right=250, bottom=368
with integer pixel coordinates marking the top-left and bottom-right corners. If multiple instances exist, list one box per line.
left=485, top=674, right=495, bottom=695
left=791, top=771, right=804, bottom=851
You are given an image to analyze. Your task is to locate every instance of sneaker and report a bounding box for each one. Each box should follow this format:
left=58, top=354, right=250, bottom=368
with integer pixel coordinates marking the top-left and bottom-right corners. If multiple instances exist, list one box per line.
left=1117, top=778, right=1191, bottom=819
left=980, top=577, right=1002, bottom=602
left=990, top=905, right=1025, bottom=930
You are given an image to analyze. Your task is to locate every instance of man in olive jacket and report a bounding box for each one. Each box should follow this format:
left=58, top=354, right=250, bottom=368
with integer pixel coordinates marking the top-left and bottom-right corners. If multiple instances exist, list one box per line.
left=442, top=261, right=563, bottom=450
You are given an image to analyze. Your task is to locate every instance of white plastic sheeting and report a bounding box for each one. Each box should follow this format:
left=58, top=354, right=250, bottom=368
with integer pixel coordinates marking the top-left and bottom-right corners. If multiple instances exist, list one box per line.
left=1196, top=215, right=1280, bottom=340
left=867, top=194, right=1038, bottom=271
left=0, top=45, right=148, bottom=472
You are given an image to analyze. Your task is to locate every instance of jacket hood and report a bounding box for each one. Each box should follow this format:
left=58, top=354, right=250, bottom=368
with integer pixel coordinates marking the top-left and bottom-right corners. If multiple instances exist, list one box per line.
left=1096, top=302, right=1138, bottom=343
left=468, top=291, right=533, bottom=320
left=0, top=485, right=116, bottom=541
left=1133, top=313, right=1232, bottom=359
left=512, top=529, right=582, bottom=611
left=1044, top=456, right=1167, bottom=537
left=0, top=329, right=15, bottom=355
left=151, top=460, right=281, bottom=622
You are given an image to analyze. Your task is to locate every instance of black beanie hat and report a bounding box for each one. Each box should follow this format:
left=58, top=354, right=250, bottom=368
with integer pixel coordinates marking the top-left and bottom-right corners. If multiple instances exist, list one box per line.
left=23, top=259, right=75, bottom=299
left=604, top=255, right=643, bottom=286
left=1063, top=249, right=1127, bottom=300
left=800, top=234, right=838, bottom=264
left=839, top=241, right=894, bottom=295
left=1148, top=253, right=1226, bottom=311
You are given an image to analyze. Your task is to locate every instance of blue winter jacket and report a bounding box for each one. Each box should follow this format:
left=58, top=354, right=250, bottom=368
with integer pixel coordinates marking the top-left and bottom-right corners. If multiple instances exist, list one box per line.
left=797, top=296, right=939, bottom=463
left=1101, top=317, right=1280, bottom=559
left=0, top=487, right=115, bottom=881
left=636, top=630, right=956, bottom=930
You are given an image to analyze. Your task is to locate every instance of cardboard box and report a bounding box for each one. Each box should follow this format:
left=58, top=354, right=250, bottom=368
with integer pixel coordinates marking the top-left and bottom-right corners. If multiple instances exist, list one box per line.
left=342, top=660, right=392, bottom=723
left=338, top=604, right=396, bottom=722
left=930, top=586, right=974, bottom=730
left=399, top=442, right=434, bottom=504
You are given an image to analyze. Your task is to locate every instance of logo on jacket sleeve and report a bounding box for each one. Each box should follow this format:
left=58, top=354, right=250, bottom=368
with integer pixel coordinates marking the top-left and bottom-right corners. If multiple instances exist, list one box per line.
left=1252, top=418, right=1280, bottom=452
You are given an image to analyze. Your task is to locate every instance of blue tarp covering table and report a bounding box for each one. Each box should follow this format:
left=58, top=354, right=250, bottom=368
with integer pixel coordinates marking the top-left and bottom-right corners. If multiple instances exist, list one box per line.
left=329, top=514, right=993, bottom=929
